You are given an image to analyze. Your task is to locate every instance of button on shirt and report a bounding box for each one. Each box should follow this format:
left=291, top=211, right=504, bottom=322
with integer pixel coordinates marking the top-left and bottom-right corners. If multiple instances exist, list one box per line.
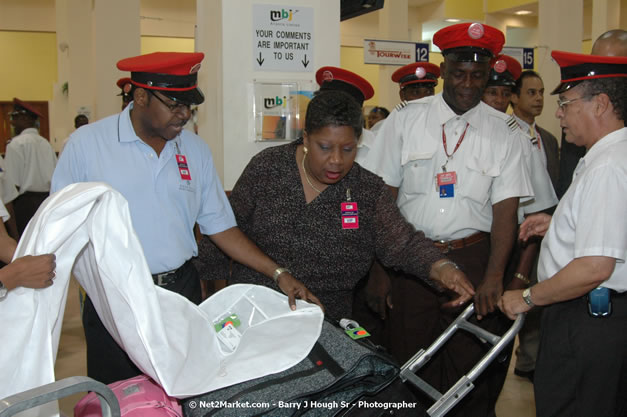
left=4, top=128, right=57, bottom=194
left=51, top=104, right=236, bottom=274
left=364, top=94, right=532, bottom=241
left=538, top=127, right=627, bottom=292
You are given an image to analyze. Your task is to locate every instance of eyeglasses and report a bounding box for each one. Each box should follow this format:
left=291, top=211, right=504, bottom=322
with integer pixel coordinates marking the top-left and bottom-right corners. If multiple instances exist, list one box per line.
left=149, top=90, right=190, bottom=113
left=556, top=96, right=585, bottom=110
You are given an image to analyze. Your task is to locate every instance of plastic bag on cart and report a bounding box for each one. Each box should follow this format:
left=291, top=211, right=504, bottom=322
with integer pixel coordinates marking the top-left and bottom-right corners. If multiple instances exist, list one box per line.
left=0, top=182, right=324, bottom=416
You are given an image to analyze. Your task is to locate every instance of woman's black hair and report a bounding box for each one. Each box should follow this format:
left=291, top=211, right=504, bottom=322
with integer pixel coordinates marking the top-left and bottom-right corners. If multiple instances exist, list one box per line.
left=306, top=90, right=363, bottom=138
left=370, top=106, right=390, bottom=118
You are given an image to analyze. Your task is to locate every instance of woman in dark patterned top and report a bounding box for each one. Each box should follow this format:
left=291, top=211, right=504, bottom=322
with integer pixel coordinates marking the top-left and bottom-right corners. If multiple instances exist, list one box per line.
left=197, top=90, right=474, bottom=319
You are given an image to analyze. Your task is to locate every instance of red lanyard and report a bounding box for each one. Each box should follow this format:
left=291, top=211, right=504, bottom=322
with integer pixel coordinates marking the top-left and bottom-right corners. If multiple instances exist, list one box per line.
left=442, top=122, right=469, bottom=159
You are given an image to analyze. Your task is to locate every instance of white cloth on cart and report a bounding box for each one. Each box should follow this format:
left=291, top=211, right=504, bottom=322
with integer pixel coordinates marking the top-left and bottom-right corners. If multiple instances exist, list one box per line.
left=0, top=182, right=323, bottom=415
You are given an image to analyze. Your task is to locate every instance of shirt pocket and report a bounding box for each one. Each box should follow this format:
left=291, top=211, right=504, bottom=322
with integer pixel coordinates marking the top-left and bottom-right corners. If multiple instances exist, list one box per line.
left=401, top=150, right=436, bottom=195
left=458, top=157, right=500, bottom=206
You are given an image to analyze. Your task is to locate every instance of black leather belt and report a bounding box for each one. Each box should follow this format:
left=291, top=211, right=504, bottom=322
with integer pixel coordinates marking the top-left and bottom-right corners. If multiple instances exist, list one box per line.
left=152, top=259, right=192, bottom=287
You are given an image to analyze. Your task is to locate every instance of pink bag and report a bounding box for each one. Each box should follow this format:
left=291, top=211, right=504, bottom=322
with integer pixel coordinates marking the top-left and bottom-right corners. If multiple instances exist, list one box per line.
left=74, top=375, right=183, bottom=417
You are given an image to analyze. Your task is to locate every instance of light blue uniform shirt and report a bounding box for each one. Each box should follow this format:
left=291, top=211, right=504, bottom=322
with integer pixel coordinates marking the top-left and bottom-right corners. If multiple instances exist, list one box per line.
left=52, top=104, right=236, bottom=274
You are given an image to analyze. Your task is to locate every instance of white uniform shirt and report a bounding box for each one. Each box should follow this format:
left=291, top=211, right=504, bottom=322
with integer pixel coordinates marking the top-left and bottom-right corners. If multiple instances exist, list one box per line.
left=367, top=93, right=533, bottom=241
left=0, top=155, right=19, bottom=205
left=355, top=128, right=377, bottom=168
left=0, top=199, right=9, bottom=222
left=4, top=127, right=57, bottom=194
left=504, top=114, right=558, bottom=219
left=538, top=127, right=627, bottom=292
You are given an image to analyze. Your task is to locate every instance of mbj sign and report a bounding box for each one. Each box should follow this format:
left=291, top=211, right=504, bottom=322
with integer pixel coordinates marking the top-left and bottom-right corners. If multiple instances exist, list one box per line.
left=253, top=4, right=314, bottom=72
left=364, top=39, right=430, bottom=65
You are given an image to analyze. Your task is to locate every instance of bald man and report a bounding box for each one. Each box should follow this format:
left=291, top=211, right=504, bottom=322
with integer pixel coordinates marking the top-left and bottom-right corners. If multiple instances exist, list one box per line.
left=591, top=29, right=627, bottom=56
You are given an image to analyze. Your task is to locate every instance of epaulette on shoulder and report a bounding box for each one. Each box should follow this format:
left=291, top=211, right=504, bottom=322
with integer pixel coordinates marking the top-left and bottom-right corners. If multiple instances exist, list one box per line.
left=505, top=115, right=519, bottom=132
left=394, top=100, right=409, bottom=112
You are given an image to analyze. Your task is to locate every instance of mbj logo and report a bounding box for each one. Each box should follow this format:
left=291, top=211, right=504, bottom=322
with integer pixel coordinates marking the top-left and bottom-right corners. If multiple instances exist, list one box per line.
left=264, top=96, right=288, bottom=109
left=270, top=8, right=295, bottom=22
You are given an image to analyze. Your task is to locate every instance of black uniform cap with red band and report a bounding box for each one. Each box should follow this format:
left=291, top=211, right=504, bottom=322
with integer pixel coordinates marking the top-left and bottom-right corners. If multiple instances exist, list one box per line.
left=433, top=22, right=505, bottom=63
left=487, top=54, right=522, bottom=87
left=392, top=62, right=440, bottom=89
left=11, top=98, right=43, bottom=119
left=550, top=50, right=627, bottom=95
left=316, top=66, right=374, bottom=106
left=117, top=52, right=205, bottom=105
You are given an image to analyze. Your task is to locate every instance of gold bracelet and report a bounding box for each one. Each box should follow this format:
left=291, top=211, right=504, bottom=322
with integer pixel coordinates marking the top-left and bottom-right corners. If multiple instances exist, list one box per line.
left=514, top=272, right=530, bottom=285
left=272, top=267, right=291, bottom=283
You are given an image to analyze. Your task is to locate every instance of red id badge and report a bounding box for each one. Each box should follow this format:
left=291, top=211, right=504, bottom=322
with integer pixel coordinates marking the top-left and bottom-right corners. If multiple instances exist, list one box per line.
left=341, top=202, right=359, bottom=229
left=436, top=171, right=457, bottom=186
left=176, top=154, right=192, bottom=181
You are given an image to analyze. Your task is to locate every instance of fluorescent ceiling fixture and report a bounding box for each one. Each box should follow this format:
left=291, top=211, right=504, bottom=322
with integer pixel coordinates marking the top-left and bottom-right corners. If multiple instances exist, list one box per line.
left=515, top=10, right=533, bottom=15
left=445, top=18, right=461, bottom=22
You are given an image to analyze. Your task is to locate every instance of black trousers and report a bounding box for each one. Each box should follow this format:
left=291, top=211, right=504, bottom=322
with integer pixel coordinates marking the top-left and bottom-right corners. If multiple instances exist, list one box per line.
left=382, top=239, right=513, bottom=417
left=82, top=260, right=202, bottom=384
left=14, top=191, right=48, bottom=236
left=535, top=293, right=627, bottom=417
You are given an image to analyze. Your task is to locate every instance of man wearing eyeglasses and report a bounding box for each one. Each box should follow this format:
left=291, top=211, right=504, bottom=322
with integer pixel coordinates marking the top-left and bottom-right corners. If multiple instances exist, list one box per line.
left=499, top=51, right=627, bottom=417
left=52, top=52, right=321, bottom=385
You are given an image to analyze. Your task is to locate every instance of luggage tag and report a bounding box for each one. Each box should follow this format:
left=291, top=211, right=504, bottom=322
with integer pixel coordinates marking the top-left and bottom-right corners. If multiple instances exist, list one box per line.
left=341, top=188, right=359, bottom=229
left=437, top=171, right=456, bottom=198
left=213, top=314, right=241, bottom=332
left=345, top=327, right=371, bottom=340
left=216, top=323, right=243, bottom=351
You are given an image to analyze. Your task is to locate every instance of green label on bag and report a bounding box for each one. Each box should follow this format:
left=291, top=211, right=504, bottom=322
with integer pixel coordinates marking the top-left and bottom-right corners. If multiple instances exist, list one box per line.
left=214, top=315, right=241, bottom=332
left=345, top=327, right=370, bottom=340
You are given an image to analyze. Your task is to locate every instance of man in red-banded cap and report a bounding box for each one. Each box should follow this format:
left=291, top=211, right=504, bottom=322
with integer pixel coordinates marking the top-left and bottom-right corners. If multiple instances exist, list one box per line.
left=365, top=23, right=533, bottom=417
left=481, top=54, right=521, bottom=113
left=391, top=62, right=440, bottom=110
left=116, top=77, right=133, bottom=110
left=500, top=51, right=627, bottom=417
left=52, top=52, right=321, bottom=384
left=4, top=98, right=57, bottom=237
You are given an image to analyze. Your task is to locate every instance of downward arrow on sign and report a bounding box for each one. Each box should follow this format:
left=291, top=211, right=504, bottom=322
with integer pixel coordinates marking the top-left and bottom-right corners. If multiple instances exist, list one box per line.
left=257, top=52, right=265, bottom=66
left=302, top=54, right=309, bottom=68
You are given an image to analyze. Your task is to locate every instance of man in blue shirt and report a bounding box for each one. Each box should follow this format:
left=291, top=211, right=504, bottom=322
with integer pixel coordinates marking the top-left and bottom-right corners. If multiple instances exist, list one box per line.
left=52, top=52, right=321, bottom=384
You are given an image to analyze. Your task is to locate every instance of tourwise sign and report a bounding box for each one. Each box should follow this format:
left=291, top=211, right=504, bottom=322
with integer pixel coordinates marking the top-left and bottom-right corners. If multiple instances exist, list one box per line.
left=253, top=4, right=314, bottom=72
left=364, top=39, right=430, bottom=65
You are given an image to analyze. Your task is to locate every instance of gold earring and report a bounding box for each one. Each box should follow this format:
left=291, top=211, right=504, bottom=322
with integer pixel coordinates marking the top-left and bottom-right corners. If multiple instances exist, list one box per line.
left=303, top=146, right=308, bottom=154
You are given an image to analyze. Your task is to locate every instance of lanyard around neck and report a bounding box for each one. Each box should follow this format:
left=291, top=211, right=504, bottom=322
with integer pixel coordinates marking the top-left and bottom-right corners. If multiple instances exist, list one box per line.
left=442, top=122, right=470, bottom=159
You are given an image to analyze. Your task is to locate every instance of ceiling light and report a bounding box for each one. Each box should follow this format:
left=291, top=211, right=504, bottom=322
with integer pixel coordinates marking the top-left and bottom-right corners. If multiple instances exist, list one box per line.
left=445, top=18, right=461, bottom=22
left=515, top=10, right=533, bottom=15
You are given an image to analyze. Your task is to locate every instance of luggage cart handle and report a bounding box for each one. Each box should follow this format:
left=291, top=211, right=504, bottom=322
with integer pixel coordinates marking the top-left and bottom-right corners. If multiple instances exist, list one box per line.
left=0, top=376, right=121, bottom=417
left=399, top=304, right=525, bottom=417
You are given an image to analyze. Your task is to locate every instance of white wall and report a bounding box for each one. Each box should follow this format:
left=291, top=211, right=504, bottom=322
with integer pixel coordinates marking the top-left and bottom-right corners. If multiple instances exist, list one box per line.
left=213, top=0, right=340, bottom=189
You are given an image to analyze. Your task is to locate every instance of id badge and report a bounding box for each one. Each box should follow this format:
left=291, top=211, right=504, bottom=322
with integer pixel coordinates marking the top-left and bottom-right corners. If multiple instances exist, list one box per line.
left=341, top=202, right=359, bottom=229
left=176, top=154, right=192, bottom=181
left=437, top=171, right=456, bottom=198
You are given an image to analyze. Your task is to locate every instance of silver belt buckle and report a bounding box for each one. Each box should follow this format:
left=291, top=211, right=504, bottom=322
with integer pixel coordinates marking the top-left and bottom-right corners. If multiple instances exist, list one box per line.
left=155, top=271, right=173, bottom=286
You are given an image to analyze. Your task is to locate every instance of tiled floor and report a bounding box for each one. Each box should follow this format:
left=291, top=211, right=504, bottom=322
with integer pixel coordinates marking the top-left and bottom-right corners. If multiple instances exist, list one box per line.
left=53, top=278, right=536, bottom=416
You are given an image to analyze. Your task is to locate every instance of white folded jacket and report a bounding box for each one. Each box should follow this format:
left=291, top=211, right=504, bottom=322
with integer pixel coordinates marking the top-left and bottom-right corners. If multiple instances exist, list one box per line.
left=0, top=182, right=323, bottom=416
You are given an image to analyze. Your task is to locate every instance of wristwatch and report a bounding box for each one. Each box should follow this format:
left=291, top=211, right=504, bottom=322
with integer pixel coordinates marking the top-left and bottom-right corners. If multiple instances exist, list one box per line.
left=522, top=288, right=534, bottom=307
left=0, top=280, right=7, bottom=300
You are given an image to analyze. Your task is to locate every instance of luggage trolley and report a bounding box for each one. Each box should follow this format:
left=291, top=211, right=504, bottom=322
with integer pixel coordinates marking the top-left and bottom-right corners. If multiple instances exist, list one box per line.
left=0, top=376, right=120, bottom=417
left=399, top=304, right=525, bottom=417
